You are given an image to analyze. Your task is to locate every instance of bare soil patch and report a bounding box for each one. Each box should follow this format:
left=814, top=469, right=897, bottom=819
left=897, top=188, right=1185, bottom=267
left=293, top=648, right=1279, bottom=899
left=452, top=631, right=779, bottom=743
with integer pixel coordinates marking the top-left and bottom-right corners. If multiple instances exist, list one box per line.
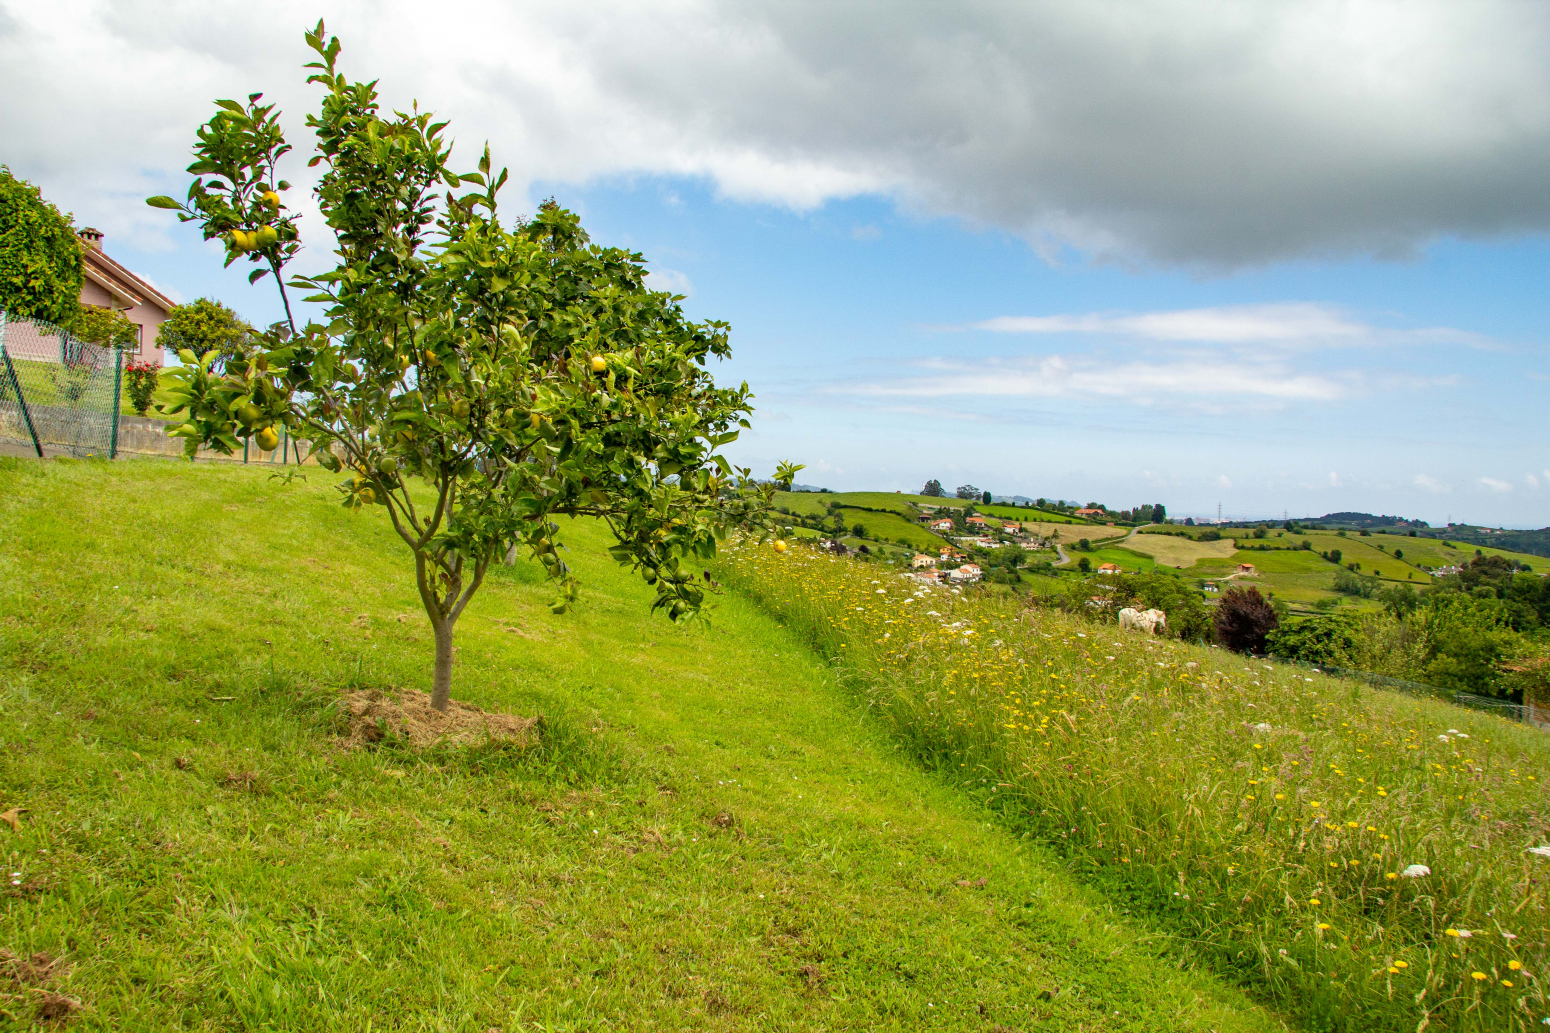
left=338, top=688, right=540, bottom=750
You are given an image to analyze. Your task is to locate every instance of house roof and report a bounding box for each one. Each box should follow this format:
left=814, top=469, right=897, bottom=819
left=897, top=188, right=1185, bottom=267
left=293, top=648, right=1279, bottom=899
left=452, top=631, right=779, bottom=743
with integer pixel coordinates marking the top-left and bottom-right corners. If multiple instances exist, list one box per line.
left=80, top=233, right=175, bottom=314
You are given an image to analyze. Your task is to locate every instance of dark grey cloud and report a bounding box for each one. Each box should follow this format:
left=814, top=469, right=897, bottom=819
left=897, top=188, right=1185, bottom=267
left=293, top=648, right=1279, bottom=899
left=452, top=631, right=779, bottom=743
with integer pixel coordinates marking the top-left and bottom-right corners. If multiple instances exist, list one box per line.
left=3, top=0, right=1547, bottom=267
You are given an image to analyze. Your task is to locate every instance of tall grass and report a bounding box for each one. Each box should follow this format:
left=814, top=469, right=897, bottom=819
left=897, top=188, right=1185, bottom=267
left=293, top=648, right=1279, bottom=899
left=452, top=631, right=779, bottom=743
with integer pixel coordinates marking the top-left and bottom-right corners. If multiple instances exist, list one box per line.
left=721, top=539, right=1550, bottom=1032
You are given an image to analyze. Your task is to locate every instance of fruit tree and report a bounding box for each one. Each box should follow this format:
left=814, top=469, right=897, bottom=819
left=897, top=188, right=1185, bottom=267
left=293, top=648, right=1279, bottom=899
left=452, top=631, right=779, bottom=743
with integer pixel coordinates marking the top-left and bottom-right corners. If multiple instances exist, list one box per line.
left=147, top=24, right=779, bottom=711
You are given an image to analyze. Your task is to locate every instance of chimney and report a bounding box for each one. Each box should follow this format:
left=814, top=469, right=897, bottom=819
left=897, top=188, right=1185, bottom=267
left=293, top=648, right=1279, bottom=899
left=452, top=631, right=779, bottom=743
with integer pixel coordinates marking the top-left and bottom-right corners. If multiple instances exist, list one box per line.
left=78, top=227, right=103, bottom=251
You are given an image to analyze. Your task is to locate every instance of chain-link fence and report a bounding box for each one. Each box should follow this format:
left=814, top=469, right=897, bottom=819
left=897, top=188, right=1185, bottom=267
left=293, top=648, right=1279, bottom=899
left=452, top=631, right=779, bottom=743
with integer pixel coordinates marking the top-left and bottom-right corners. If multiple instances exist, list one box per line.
left=1273, top=652, right=1535, bottom=726
left=0, top=309, right=124, bottom=458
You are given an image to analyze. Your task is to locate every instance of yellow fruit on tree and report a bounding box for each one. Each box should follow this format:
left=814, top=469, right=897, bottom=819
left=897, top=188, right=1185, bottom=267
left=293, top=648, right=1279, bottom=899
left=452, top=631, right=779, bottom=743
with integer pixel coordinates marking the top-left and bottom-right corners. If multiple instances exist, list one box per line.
left=591, top=355, right=607, bottom=373
left=773, top=539, right=788, bottom=553
left=256, top=226, right=278, bottom=247
left=261, top=190, right=280, bottom=206
left=359, top=487, right=376, bottom=505
left=254, top=427, right=279, bottom=451
left=529, top=413, right=541, bottom=429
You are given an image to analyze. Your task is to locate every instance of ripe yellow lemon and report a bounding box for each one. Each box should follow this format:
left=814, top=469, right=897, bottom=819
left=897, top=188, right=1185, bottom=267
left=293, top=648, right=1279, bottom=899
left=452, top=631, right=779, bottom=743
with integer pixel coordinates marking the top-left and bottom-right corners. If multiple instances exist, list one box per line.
left=254, top=426, right=280, bottom=451
left=260, top=190, right=280, bottom=206
left=256, top=226, right=278, bottom=247
left=358, top=487, right=376, bottom=505
left=591, top=355, right=607, bottom=373
left=773, top=539, right=788, bottom=553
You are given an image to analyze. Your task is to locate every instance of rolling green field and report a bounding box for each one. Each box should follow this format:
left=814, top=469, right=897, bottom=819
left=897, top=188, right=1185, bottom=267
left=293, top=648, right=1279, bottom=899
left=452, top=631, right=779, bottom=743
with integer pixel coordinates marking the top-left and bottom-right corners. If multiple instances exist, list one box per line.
left=776, top=491, right=1090, bottom=527
left=1082, top=546, right=1157, bottom=573
left=0, top=459, right=1287, bottom=1031
left=1126, top=528, right=1543, bottom=609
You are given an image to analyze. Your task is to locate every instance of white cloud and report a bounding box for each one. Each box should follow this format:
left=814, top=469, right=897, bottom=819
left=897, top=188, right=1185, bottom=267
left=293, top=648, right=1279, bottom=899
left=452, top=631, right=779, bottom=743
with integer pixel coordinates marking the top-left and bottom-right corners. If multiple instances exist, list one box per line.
left=975, top=303, right=1366, bottom=343
left=1217, top=475, right=1232, bottom=489
left=1414, top=473, right=1450, bottom=493
left=970, top=303, right=1487, bottom=349
left=847, top=354, right=1348, bottom=405
left=1479, top=476, right=1514, bottom=493
left=643, top=266, right=693, bottom=297
left=1329, top=472, right=1340, bottom=487
left=851, top=223, right=882, bottom=241
left=1528, top=474, right=1540, bottom=489
left=2, top=1, right=1549, bottom=268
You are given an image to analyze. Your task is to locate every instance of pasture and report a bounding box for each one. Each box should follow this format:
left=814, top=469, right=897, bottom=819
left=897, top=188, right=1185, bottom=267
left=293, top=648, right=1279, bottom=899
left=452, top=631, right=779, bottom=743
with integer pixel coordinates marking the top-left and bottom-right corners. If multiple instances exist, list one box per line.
left=1119, top=533, right=1238, bottom=568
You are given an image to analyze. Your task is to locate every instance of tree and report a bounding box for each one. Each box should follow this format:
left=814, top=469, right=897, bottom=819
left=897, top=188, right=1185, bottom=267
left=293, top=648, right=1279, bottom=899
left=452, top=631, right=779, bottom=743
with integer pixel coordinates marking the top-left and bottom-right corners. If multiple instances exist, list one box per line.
left=147, top=24, right=775, bottom=712
left=1214, top=586, right=1279, bottom=654
left=1077, top=556, right=1091, bottom=573
left=0, top=167, right=82, bottom=326
left=1152, top=503, right=1166, bottom=523
left=70, top=304, right=139, bottom=347
left=1077, top=538, right=1091, bottom=551
left=158, top=298, right=253, bottom=373
left=851, top=522, right=866, bottom=538
left=981, top=489, right=992, bottom=505
left=921, top=479, right=945, bottom=497
left=956, top=484, right=980, bottom=500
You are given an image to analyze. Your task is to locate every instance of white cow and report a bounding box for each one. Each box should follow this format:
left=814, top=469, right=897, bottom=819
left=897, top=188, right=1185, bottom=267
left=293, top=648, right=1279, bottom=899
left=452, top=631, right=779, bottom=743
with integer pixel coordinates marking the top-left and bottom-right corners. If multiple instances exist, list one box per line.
left=1118, top=607, right=1169, bottom=635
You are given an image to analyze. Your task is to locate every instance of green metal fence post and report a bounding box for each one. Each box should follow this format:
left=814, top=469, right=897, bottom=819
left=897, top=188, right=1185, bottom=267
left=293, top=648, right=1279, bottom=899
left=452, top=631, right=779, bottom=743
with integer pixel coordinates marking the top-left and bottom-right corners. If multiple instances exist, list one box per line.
left=0, top=311, right=43, bottom=458
left=109, top=345, right=124, bottom=459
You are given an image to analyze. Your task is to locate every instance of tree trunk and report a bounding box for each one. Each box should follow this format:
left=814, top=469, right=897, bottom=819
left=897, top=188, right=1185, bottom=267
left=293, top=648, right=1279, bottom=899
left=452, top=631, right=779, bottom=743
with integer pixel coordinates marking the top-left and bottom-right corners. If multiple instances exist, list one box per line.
left=430, top=615, right=455, bottom=713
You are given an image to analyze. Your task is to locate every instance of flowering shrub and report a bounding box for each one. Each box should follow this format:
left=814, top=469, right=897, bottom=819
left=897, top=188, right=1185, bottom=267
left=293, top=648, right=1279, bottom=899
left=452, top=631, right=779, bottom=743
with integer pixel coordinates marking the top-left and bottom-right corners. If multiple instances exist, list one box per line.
left=720, top=537, right=1550, bottom=1032
left=123, top=359, right=160, bottom=416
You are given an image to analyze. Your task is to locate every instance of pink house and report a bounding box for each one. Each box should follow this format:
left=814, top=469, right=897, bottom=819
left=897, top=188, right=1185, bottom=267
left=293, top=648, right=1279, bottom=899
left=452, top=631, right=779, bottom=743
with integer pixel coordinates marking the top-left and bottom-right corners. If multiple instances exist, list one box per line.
left=76, top=228, right=174, bottom=365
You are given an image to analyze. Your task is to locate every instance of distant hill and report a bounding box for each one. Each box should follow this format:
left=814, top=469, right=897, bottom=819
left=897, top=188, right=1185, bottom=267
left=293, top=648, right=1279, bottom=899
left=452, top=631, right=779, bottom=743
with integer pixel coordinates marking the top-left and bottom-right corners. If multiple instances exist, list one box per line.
left=1316, top=512, right=1429, bottom=529
left=788, top=483, right=831, bottom=493
left=1423, top=525, right=1550, bottom=559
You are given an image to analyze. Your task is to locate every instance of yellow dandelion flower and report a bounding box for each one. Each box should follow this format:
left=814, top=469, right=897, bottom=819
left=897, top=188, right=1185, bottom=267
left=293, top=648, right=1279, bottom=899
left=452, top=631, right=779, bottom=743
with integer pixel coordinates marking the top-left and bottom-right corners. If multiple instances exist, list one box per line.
left=1503, top=980, right=1514, bottom=988
left=1393, top=960, right=1408, bottom=969
left=1509, top=960, right=1522, bottom=970
left=1310, top=898, right=1321, bottom=906
left=1471, top=971, right=1487, bottom=981
left=1317, top=922, right=1331, bottom=931
left=1445, top=929, right=1459, bottom=937
left=1387, top=966, right=1399, bottom=974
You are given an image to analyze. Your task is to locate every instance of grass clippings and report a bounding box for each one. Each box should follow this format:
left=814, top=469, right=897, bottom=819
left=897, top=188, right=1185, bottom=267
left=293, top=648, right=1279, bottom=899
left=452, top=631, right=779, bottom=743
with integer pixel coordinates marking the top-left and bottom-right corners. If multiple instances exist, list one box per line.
left=338, top=687, right=540, bottom=749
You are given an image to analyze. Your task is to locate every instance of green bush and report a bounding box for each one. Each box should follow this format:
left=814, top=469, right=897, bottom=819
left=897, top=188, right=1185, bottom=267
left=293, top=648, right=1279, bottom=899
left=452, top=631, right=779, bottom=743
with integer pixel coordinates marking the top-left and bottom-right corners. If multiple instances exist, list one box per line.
left=1266, top=614, right=1359, bottom=666
left=0, top=166, right=82, bottom=325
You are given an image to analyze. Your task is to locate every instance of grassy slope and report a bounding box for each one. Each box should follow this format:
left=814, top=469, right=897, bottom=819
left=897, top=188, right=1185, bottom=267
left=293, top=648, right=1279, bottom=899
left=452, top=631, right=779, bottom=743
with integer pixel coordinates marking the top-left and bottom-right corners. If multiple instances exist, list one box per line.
left=0, top=460, right=1283, bottom=1032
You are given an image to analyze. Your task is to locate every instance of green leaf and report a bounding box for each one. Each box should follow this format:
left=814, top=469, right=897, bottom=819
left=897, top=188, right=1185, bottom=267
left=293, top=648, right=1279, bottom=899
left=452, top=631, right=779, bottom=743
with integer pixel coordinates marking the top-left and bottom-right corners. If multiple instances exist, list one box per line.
left=145, top=196, right=184, bottom=210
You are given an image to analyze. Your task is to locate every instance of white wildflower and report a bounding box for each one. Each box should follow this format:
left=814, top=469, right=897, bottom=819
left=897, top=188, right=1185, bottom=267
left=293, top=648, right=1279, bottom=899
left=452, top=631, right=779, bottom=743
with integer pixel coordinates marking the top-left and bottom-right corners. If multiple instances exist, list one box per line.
left=1527, top=847, right=1550, bottom=858
left=1401, top=864, right=1431, bottom=878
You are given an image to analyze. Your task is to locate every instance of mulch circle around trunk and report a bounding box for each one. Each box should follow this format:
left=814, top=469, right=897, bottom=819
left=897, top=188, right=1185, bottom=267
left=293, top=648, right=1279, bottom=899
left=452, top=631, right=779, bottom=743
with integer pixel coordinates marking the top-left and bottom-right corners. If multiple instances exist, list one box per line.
left=338, top=688, right=540, bottom=750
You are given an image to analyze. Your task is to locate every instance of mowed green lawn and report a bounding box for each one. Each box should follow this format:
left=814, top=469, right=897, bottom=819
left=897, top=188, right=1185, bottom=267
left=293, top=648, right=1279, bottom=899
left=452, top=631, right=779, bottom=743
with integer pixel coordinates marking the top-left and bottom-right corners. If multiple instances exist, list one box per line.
left=0, top=459, right=1285, bottom=1032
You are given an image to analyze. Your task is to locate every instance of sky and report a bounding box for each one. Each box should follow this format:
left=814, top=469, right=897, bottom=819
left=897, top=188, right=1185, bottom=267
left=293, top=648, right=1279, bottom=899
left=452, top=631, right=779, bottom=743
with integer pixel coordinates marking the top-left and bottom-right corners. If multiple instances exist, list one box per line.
left=2, top=0, right=1547, bottom=525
